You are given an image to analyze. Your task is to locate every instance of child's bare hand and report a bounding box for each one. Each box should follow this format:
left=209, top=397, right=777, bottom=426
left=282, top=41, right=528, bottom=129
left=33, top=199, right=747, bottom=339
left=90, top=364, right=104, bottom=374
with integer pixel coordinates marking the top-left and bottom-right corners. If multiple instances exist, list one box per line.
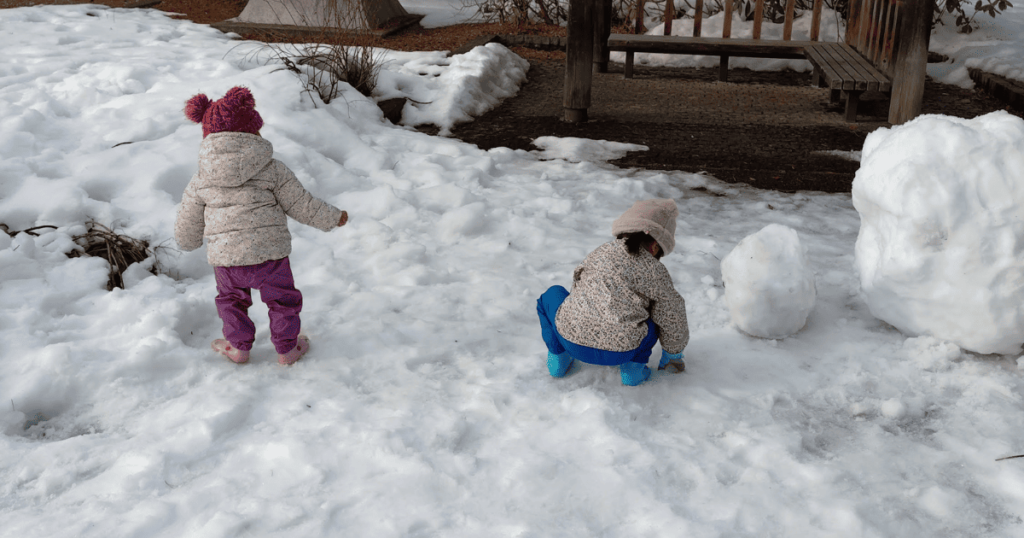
left=337, top=211, right=348, bottom=227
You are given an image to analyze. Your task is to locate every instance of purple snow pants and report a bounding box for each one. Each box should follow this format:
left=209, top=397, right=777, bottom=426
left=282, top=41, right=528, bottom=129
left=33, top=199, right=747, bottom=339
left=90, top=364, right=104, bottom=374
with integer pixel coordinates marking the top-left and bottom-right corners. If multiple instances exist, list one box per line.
left=214, top=257, right=302, bottom=354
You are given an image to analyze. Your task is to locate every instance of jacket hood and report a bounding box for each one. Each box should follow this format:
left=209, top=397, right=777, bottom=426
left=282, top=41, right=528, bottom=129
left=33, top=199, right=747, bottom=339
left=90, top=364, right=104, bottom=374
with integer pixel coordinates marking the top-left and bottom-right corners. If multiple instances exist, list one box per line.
left=197, top=132, right=273, bottom=187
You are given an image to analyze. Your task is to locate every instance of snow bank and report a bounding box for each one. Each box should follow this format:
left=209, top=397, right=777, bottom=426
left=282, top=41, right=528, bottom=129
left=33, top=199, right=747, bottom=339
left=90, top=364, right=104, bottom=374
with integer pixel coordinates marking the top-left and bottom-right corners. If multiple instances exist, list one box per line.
left=386, top=42, right=529, bottom=135
left=853, top=111, right=1024, bottom=354
left=930, top=7, right=1024, bottom=87
left=530, top=136, right=648, bottom=162
left=721, top=224, right=816, bottom=338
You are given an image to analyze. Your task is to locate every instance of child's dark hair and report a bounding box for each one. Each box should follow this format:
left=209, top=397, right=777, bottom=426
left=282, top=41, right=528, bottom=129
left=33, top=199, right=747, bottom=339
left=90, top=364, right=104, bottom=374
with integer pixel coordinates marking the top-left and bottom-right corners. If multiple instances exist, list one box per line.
left=617, top=232, right=663, bottom=259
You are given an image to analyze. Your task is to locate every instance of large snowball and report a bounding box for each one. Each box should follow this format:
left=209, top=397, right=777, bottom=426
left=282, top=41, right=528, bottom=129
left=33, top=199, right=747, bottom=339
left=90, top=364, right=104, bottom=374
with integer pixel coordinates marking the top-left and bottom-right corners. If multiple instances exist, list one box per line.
left=721, top=224, right=817, bottom=338
left=852, top=111, right=1024, bottom=355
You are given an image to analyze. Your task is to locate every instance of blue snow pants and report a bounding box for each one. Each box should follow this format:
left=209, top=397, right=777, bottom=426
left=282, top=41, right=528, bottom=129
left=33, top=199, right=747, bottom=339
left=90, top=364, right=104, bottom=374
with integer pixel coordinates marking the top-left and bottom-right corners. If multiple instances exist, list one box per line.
left=536, top=285, right=658, bottom=366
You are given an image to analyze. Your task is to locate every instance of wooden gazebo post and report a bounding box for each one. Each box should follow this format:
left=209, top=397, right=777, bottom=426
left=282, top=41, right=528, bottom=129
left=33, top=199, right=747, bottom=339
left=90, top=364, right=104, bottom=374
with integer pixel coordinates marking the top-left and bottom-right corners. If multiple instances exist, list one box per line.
left=888, top=0, right=929, bottom=124
left=593, top=0, right=612, bottom=73
left=564, top=0, right=595, bottom=122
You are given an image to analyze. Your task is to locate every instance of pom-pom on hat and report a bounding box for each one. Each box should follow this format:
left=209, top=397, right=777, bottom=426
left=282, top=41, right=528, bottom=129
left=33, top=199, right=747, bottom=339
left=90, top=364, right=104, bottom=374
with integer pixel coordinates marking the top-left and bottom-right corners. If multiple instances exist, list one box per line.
left=184, top=86, right=264, bottom=138
left=612, top=199, right=679, bottom=255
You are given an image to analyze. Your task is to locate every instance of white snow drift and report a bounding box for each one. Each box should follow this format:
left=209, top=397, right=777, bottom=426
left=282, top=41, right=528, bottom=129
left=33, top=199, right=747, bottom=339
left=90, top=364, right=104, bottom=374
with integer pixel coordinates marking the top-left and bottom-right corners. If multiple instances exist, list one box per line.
left=853, top=111, right=1024, bottom=355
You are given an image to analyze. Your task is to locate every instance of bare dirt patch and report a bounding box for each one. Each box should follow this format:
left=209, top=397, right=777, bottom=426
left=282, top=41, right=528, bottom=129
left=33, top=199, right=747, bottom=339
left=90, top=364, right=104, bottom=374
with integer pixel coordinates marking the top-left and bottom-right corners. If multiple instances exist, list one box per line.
left=446, top=60, right=1019, bottom=192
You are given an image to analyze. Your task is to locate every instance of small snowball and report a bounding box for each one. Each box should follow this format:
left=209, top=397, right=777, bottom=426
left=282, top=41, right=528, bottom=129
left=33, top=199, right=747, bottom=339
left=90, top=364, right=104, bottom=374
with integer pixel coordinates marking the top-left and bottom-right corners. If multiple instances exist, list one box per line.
left=853, top=112, right=1024, bottom=355
left=721, top=224, right=817, bottom=338
left=880, top=399, right=907, bottom=419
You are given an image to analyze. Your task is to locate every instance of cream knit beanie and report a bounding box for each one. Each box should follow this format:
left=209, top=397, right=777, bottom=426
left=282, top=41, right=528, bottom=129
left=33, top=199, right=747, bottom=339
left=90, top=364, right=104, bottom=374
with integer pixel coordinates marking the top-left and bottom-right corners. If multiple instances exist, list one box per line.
left=611, top=199, right=678, bottom=255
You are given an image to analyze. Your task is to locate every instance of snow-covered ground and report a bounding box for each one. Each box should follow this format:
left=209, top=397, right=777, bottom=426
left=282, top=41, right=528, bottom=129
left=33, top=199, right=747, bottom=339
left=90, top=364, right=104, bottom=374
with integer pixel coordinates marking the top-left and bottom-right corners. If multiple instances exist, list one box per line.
left=2, top=2, right=1024, bottom=537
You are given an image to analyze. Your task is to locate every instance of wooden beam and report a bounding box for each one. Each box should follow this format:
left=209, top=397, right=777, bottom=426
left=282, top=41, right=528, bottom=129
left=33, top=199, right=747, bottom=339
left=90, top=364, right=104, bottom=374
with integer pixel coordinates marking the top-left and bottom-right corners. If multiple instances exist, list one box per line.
left=843, top=90, right=862, bottom=121
left=888, top=0, right=929, bottom=124
left=752, top=0, right=764, bottom=39
left=627, top=0, right=640, bottom=77
left=876, top=0, right=894, bottom=65
left=810, top=0, right=823, bottom=41
left=693, top=0, right=705, bottom=37
left=782, top=0, right=796, bottom=40
left=855, top=0, right=871, bottom=53
left=626, top=0, right=642, bottom=78
left=721, top=0, right=733, bottom=81
left=881, top=1, right=901, bottom=71
left=594, top=0, right=612, bottom=73
left=565, top=0, right=595, bottom=122
left=664, top=0, right=674, bottom=35
left=846, top=0, right=863, bottom=46
left=867, top=0, right=884, bottom=61
left=722, top=0, right=733, bottom=37
left=634, top=0, right=645, bottom=33
left=608, top=35, right=810, bottom=58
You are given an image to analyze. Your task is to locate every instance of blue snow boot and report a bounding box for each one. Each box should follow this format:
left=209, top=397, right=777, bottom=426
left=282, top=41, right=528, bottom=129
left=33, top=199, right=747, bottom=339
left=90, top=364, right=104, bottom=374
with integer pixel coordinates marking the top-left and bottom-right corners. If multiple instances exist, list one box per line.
left=620, top=362, right=651, bottom=386
left=547, top=351, right=574, bottom=378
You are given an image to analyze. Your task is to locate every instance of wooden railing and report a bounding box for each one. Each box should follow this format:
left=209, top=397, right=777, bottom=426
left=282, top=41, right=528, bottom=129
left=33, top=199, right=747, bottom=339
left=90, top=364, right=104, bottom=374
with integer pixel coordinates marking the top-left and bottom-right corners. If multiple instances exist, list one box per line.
left=624, top=0, right=828, bottom=81
left=634, top=0, right=827, bottom=40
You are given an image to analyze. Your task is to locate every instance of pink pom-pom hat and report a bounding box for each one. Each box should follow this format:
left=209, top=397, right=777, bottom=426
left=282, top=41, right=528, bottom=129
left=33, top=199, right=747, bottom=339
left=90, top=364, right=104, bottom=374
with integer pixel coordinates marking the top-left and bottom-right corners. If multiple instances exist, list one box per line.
left=184, top=86, right=264, bottom=138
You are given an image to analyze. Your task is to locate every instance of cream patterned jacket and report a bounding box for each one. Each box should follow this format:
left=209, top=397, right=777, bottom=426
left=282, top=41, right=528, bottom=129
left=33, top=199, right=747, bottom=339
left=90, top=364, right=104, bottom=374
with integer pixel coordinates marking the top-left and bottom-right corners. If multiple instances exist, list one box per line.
left=555, top=238, right=689, bottom=354
left=174, top=132, right=342, bottom=267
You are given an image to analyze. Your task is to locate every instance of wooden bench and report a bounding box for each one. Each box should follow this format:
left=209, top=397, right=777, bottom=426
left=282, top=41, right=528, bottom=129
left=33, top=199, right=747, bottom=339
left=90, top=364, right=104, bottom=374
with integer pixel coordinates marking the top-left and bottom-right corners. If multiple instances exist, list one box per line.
left=598, top=0, right=930, bottom=123
left=813, top=0, right=931, bottom=123
left=805, top=42, right=892, bottom=121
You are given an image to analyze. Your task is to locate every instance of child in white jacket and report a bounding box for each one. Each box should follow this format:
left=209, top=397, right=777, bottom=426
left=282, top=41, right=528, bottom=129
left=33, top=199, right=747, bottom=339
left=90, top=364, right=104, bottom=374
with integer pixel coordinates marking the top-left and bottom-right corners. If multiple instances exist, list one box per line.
left=175, top=86, right=348, bottom=366
left=537, top=199, right=689, bottom=385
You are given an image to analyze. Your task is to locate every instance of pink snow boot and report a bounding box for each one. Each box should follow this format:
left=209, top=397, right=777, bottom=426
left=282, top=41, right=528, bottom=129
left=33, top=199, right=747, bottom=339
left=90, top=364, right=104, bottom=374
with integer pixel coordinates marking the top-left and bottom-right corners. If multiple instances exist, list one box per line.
left=212, top=339, right=250, bottom=364
left=278, top=335, right=310, bottom=366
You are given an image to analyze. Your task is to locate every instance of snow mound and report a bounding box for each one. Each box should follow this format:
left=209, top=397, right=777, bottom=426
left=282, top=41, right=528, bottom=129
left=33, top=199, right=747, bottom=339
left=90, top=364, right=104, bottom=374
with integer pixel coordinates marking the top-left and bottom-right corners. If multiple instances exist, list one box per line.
left=530, top=136, right=648, bottom=162
left=394, top=42, right=529, bottom=135
left=853, top=111, right=1024, bottom=355
left=721, top=223, right=816, bottom=338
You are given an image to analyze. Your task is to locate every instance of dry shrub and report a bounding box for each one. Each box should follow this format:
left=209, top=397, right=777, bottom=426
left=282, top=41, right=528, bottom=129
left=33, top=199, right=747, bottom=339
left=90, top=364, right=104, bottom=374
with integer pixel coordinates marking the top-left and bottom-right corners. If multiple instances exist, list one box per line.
left=237, top=0, right=387, bottom=103
left=1, top=220, right=157, bottom=291
left=69, top=221, right=155, bottom=291
left=293, top=40, right=384, bottom=101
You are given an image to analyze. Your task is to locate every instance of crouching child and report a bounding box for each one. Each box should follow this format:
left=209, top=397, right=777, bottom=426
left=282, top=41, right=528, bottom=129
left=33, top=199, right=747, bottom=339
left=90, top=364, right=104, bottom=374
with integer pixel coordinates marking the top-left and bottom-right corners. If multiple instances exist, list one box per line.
left=536, top=199, right=688, bottom=386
